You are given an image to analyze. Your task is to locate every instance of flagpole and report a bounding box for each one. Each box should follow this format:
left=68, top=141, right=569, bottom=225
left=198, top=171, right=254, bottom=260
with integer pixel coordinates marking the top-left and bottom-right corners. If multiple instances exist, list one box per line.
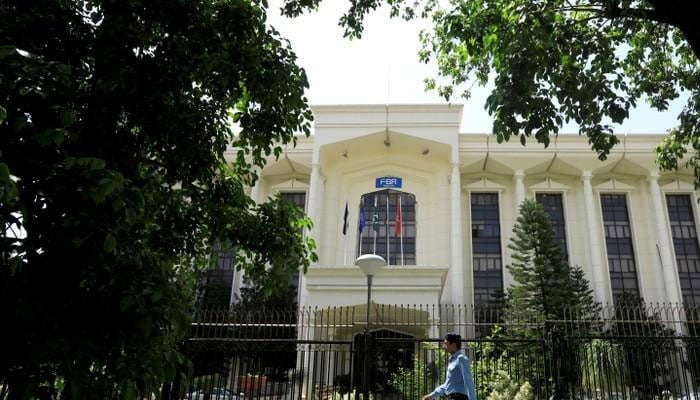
left=358, top=226, right=362, bottom=257
left=373, top=196, right=377, bottom=254
left=343, top=199, right=348, bottom=266
left=373, top=228, right=376, bottom=254
left=358, top=199, right=365, bottom=257
left=386, top=194, right=390, bottom=265
left=400, top=196, right=404, bottom=266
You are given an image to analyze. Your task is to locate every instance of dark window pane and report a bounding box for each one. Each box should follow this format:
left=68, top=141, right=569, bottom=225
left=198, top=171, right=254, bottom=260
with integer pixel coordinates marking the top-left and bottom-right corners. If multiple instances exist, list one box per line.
left=280, top=192, right=307, bottom=209
left=535, top=193, right=569, bottom=261
left=667, top=194, right=700, bottom=306
left=600, top=194, right=640, bottom=301
left=471, top=193, right=503, bottom=307
left=201, top=247, right=236, bottom=307
left=280, top=192, right=306, bottom=300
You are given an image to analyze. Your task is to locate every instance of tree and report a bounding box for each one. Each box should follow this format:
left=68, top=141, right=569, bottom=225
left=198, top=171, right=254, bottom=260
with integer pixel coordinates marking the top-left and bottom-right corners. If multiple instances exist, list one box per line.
left=506, top=199, right=599, bottom=399
left=0, top=0, right=316, bottom=398
left=506, top=199, right=598, bottom=329
left=283, top=0, right=700, bottom=184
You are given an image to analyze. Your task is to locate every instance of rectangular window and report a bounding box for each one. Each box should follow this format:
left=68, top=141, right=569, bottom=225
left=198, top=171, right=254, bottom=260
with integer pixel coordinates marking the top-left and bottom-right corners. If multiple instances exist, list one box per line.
left=535, top=193, right=569, bottom=261
left=200, top=246, right=236, bottom=307
left=666, top=194, right=700, bottom=305
left=280, top=192, right=307, bottom=211
left=600, top=194, right=639, bottom=301
left=471, top=193, right=503, bottom=306
left=280, top=192, right=307, bottom=296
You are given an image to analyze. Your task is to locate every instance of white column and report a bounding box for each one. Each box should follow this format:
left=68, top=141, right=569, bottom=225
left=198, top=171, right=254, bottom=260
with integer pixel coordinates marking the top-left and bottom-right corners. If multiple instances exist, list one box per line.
left=307, top=163, right=322, bottom=241
left=648, top=172, right=682, bottom=304
left=514, top=170, right=525, bottom=210
left=250, top=173, right=263, bottom=204
left=582, top=171, right=609, bottom=304
left=450, top=162, right=465, bottom=305
left=316, top=173, right=325, bottom=249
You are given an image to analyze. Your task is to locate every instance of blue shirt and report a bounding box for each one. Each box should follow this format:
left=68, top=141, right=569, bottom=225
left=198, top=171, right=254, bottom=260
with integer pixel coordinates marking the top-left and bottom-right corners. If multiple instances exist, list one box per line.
left=429, top=350, right=477, bottom=400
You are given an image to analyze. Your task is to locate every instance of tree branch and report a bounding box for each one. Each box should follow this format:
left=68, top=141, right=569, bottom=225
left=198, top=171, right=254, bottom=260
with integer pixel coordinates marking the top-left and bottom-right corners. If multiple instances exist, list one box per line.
left=554, top=6, right=605, bottom=13
left=608, top=6, right=673, bottom=26
left=557, top=2, right=700, bottom=59
left=612, top=3, right=700, bottom=59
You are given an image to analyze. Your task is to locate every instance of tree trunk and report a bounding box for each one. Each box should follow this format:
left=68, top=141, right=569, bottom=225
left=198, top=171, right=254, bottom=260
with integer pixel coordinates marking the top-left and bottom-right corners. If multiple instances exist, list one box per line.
left=647, top=1, right=700, bottom=59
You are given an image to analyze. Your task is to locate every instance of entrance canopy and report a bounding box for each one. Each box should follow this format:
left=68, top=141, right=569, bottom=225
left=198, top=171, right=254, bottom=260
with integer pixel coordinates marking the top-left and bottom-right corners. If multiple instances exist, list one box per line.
left=312, top=301, right=433, bottom=339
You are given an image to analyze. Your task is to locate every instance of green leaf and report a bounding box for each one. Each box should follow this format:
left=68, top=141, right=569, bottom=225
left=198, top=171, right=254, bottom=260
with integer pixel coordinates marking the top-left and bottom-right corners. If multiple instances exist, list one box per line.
left=123, top=384, right=137, bottom=400
left=103, top=233, right=117, bottom=253
left=484, top=33, right=497, bottom=48
left=560, top=54, right=571, bottom=66
left=0, top=45, right=16, bottom=59
left=65, top=157, right=106, bottom=171
left=119, top=296, right=135, bottom=312
left=31, top=128, right=67, bottom=146
left=0, top=162, right=9, bottom=180
left=91, top=177, right=119, bottom=204
left=59, top=109, right=76, bottom=127
left=56, top=63, right=71, bottom=75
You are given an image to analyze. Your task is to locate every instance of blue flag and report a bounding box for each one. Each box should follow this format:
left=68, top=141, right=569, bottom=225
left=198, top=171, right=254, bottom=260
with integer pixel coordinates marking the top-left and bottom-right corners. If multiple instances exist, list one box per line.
left=358, top=202, right=366, bottom=233
left=342, top=201, right=349, bottom=235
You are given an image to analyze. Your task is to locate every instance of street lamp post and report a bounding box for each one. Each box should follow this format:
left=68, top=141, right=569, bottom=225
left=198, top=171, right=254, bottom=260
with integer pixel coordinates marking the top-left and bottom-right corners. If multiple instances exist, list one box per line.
left=355, top=254, right=387, bottom=400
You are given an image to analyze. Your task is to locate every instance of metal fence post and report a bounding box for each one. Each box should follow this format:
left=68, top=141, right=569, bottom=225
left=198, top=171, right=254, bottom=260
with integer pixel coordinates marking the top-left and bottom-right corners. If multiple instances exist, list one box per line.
left=546, top=326, right=568, bottom=400
left=362, top=332, right=370, bottom=400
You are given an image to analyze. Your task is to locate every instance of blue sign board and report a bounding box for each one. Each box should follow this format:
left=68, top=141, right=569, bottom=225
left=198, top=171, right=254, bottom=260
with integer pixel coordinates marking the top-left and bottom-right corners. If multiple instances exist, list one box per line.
left=376, top=176, right=402, bottom=188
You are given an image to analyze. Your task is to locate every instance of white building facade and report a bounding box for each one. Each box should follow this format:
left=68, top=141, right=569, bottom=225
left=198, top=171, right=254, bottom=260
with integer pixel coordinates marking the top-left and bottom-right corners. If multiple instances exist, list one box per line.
left=231, top=104, right=700, bottom=312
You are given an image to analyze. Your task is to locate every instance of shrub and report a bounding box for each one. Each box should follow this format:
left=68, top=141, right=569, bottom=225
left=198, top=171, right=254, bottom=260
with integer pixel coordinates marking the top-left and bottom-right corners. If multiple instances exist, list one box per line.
left=389, top=343, right=446, bottom=399
left=486, top=370, right=533, bottom=400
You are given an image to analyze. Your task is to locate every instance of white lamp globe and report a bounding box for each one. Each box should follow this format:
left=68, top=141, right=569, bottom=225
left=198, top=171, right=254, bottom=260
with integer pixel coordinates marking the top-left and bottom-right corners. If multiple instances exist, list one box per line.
left=355, top=254, right=387, bottom=276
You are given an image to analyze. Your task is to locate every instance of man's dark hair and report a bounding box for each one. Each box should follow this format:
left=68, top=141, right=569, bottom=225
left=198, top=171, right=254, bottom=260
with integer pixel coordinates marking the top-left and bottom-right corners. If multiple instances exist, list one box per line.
left=445, top=332, right=462, bottom=349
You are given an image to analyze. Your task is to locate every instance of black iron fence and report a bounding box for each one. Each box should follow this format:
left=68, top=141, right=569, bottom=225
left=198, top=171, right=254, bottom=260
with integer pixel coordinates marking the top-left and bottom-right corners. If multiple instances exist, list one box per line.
left=6, top=303, right=700, bottom=399
left=156, top=303, right=700, bottom=400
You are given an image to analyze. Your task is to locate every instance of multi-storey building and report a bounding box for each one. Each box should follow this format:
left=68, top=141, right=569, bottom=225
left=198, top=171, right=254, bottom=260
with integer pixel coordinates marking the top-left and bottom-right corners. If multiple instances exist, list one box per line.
left=221, top=104, right=699, bottom=312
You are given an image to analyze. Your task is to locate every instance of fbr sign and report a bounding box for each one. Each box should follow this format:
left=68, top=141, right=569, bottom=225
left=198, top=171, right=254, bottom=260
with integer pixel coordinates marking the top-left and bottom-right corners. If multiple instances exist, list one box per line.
left=376, top=176, right=402, bottom=188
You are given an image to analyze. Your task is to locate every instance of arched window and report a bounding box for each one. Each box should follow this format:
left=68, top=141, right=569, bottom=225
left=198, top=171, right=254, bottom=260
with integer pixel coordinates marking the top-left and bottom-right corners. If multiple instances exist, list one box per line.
left=357, top=189, right=416, bottom=265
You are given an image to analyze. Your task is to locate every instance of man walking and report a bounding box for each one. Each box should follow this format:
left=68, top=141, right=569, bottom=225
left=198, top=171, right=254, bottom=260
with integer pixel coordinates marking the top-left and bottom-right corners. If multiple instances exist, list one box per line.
left=422, top=333, right=477, bottom=400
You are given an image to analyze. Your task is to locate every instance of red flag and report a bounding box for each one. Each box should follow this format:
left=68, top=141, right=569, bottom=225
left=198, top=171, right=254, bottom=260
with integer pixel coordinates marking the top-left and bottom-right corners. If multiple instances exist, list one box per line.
left=394, top=197, right=402, bottom=236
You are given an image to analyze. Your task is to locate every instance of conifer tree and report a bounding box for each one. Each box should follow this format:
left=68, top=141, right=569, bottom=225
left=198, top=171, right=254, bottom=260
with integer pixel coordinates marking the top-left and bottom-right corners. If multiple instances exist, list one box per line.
left=568, top=265, right=601, bottom=324
left=506, top=199, right=599, bottom=328
left=506, top=199, right=600, bottom=399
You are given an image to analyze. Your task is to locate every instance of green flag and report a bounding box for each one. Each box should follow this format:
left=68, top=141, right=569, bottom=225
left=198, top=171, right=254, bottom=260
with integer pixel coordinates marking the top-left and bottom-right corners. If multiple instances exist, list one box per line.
left=372, top=195, right=381, bottom=233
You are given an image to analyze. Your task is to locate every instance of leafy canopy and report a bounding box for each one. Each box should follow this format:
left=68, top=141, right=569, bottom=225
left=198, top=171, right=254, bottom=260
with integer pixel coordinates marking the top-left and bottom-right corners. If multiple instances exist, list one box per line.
left=284, top=0, right=700, bottom=183
left=1, top=0, right=315, bottom=397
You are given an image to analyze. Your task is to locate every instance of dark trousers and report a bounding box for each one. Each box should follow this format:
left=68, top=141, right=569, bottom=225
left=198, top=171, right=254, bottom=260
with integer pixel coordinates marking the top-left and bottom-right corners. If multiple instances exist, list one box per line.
left=448, top=393, right=468, bottom=400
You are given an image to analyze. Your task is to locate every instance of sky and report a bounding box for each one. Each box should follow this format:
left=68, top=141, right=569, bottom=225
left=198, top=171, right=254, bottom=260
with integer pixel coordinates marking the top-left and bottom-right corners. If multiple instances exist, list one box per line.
left=266, top=1, right=686, bottom=134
